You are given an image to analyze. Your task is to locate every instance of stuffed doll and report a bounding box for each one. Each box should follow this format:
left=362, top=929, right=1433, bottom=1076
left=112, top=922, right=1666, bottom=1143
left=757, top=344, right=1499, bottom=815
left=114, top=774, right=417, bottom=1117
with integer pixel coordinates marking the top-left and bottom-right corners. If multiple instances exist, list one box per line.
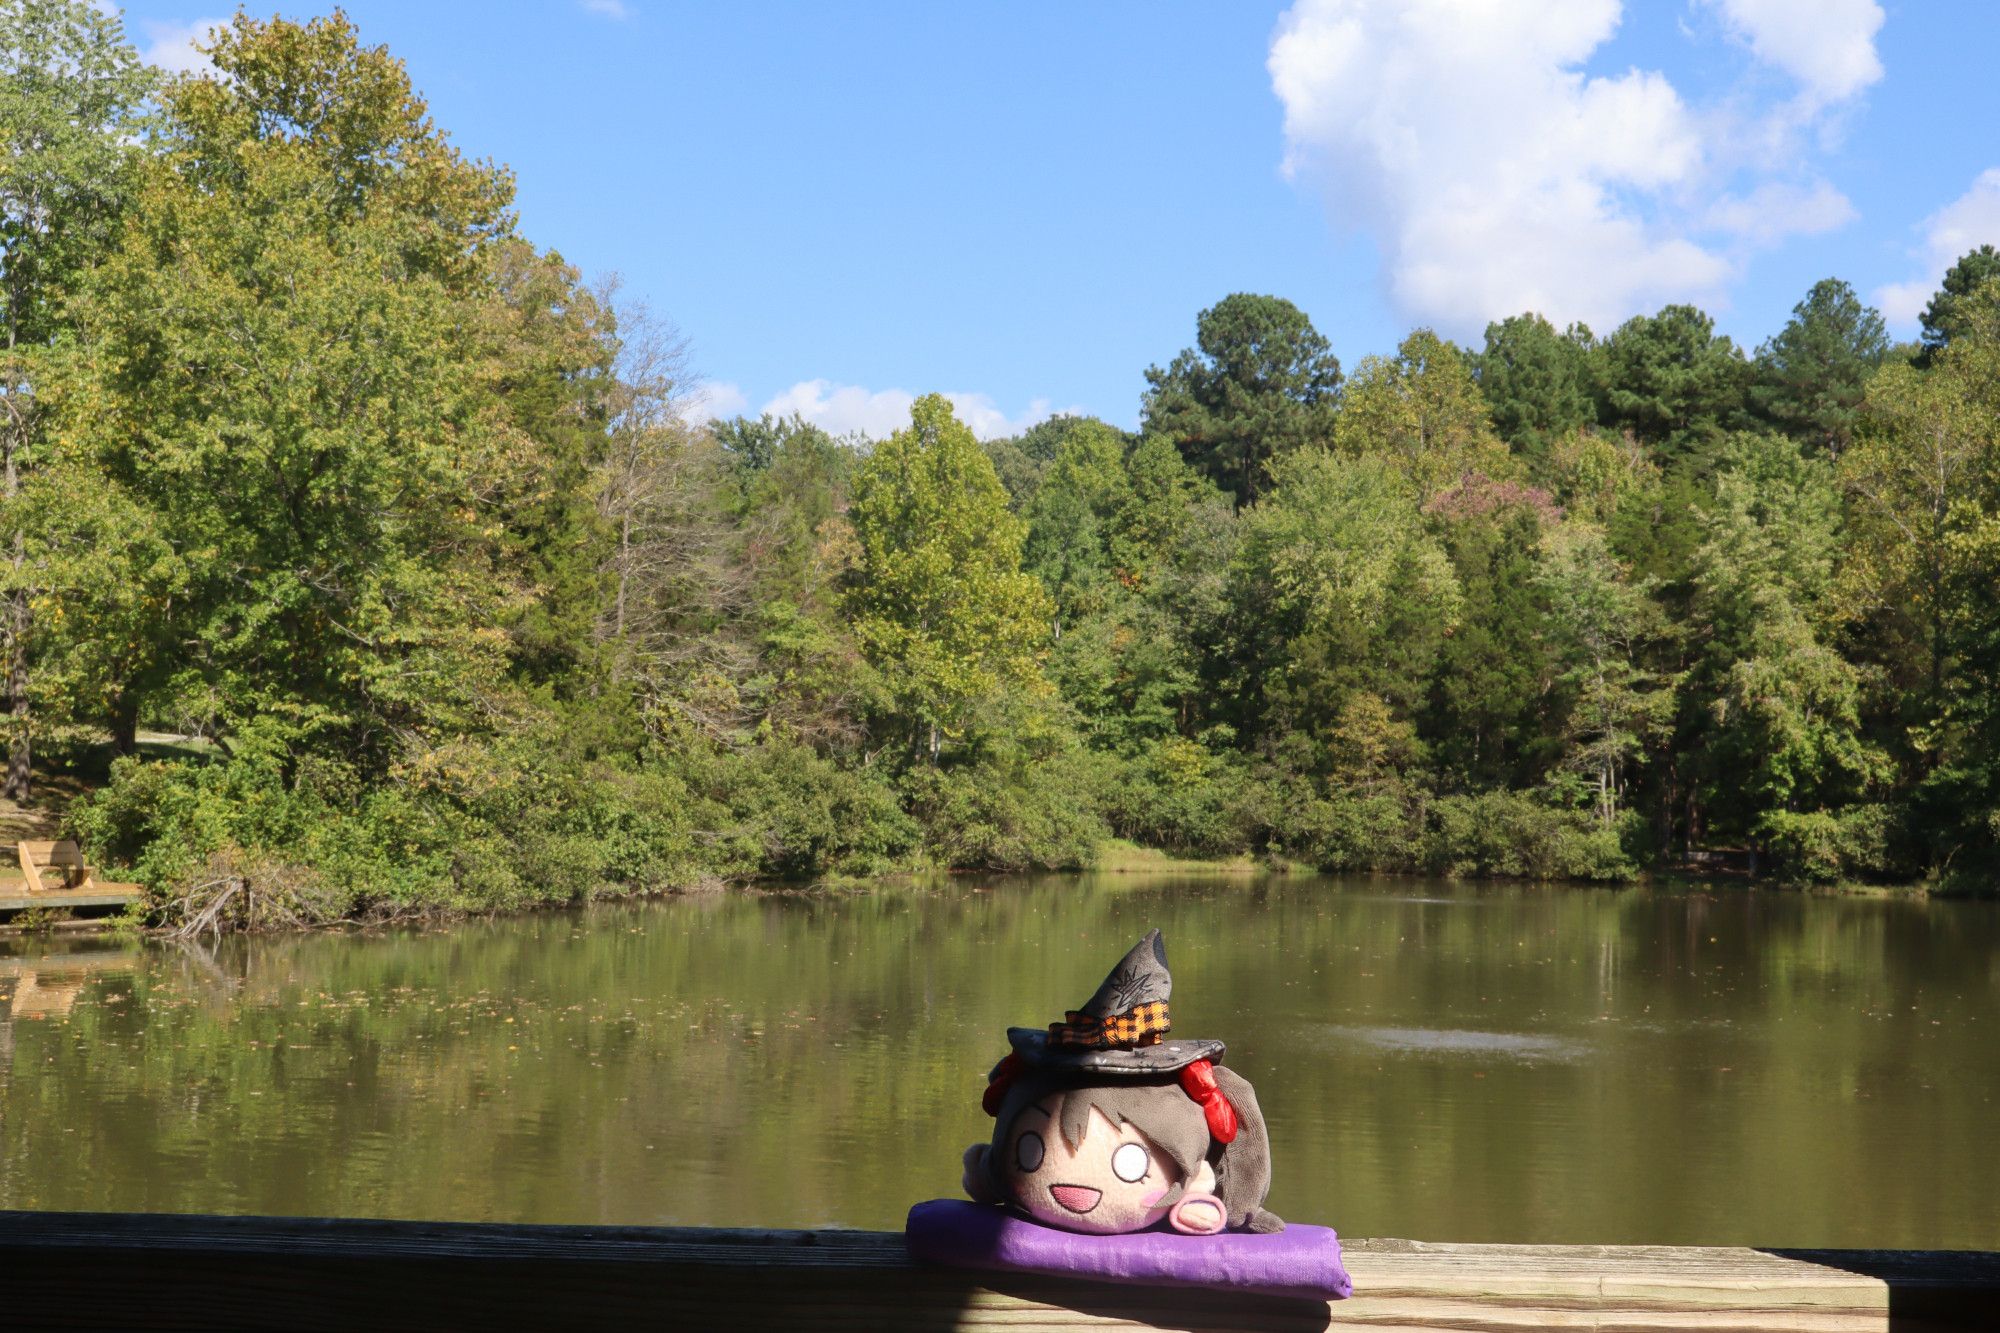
left=960, top=928, right=1282, bottom=1235
left=906, top=928, right=1350, bottom=1302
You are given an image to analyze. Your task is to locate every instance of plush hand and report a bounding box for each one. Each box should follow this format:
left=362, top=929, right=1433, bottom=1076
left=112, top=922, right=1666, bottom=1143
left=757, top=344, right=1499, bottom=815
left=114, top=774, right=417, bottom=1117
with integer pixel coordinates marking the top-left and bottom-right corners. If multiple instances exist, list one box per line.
left=1168, top=1190, right=1228, bottom=1235
left=961, top=1144, right=1000, bottom=1204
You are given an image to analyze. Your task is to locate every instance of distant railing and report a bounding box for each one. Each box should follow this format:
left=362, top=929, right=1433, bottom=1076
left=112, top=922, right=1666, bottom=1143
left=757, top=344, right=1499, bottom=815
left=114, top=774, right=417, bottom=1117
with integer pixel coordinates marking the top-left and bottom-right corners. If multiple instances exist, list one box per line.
left=1, top=1210, right=1994, bottom=1330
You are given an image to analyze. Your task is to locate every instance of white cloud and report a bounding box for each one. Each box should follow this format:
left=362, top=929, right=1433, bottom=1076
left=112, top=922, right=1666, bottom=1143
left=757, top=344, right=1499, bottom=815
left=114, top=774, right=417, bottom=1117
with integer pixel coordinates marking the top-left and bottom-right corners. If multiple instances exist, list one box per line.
left=945, top=393, right=1074, bottom=441
left=678, top=379, right=748, bottom=425
left=756, top=380, right=1072, bottom=441
left=1707, top=0, right=1883, bottom=109
left=758, top=381, right=915, bottom=439
left=139, top=17, right=227, bottom=75
left=1268, top=0, right=1882, bottom=337
left=1876, top=168, right=2000, bottom=327
left=1702, top=180, right=1854, bottom=246
left=579, top=0, right=632, bottom=18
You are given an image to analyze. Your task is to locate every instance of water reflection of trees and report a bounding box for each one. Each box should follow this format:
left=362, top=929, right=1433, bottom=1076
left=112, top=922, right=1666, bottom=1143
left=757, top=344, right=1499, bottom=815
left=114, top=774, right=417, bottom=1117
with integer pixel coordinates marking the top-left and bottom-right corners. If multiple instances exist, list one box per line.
left=0, top=881, right=1992, bottom=1247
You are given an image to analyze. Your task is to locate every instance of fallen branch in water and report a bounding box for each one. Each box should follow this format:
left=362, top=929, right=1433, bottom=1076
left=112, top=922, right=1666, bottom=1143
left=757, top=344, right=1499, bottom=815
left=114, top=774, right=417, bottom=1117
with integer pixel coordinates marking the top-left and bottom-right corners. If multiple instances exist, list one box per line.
left=167, top=851, right=344, bottom=936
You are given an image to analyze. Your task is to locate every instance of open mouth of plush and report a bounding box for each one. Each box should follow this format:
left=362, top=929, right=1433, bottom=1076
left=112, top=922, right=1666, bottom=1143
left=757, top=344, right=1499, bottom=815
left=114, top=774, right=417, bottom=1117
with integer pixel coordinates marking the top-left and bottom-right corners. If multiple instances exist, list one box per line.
left=1049, top=1184, right=1102, bottom=1214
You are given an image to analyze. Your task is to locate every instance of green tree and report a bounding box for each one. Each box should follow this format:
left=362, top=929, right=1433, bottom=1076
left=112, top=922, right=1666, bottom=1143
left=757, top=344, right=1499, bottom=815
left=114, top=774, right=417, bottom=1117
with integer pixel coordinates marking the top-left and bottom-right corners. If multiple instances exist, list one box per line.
left=1238, top=450, right=1460, bottom=747
left=1022, top=418, right=1130, bottom=638
left=1542, top=427, right=1653, bottom=524
left=1696, top=433, right=1844, bottom=634
left=1843, top=288, right=2000, bottom=878
left=1716, top=608, right=1887, bottom=842
left=0, top=0, right=151, bottom=795
left=1842, top=359, right=1988, bottom=718
left=1423, top=499, right=1559, bottom=789
left=1599, top=305, right=1749, bottom=456
left=1071, top=454, right=1238, bottom=754
left=479, top=239, right=620, bottom=684
left=1142, top=293, right=1341, bottom=505
left=1751, top=279, right=1887, bottom=459
left=736, top=415, right=856, bottom=610
left=1335, top=328, right=1512, bottom=497
left=1919, top=244, right=2000, bottom=359
left=712, top=412, right=838, bottom=474
left=1687, top=433, right=1881, bottom=845
left=1535, top=522, right=1669, bottom=828
left=1474, top=313, right=1598, bottom=456
left=1106, top=432, right=1212, bottom=583
left=847, top=393, right=1050, bottom=759
left=50, top=12, right=522, bottom=763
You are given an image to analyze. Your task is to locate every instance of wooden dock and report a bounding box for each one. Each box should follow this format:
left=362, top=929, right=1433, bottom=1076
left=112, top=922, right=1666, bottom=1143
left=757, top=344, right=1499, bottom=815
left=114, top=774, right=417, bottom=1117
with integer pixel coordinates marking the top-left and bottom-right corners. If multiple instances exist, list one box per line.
left=1, top=839, right=140, bottom=919
left=0, top=886, right=140, bottom=914
left=0, top=1211, right=1992, bottom=1330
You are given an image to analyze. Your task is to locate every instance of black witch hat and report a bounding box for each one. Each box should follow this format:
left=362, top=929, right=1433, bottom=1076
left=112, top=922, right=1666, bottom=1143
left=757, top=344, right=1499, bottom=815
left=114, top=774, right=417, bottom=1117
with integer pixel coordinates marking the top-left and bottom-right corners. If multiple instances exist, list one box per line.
left=1003, top=928, right=1225, bottom=1076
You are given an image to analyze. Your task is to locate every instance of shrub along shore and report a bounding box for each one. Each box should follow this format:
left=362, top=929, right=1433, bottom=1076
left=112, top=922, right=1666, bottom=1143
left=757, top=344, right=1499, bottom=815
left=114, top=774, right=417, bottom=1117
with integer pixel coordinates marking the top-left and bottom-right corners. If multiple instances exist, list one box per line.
left=7, top=10, right=2000, bottom=930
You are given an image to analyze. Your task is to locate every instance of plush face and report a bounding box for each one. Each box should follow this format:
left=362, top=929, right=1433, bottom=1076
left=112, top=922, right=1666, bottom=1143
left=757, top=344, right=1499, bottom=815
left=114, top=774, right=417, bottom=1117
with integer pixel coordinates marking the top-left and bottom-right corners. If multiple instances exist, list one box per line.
left=996, top=1096, right=1217, bottom=1235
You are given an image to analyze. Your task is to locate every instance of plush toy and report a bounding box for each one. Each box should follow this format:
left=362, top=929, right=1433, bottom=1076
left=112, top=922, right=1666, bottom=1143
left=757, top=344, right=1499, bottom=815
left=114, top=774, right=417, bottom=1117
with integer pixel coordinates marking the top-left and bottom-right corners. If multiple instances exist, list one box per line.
left=960, top=928, right=1281, bottom=1235
left=905, top=929, right=1350, bottom=1303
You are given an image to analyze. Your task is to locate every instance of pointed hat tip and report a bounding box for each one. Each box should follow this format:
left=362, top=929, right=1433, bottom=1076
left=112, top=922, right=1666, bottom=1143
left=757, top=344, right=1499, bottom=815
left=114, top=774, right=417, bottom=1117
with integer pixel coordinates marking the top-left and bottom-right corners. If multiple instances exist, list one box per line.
left=1080, top=927, right=1173, bottom=1017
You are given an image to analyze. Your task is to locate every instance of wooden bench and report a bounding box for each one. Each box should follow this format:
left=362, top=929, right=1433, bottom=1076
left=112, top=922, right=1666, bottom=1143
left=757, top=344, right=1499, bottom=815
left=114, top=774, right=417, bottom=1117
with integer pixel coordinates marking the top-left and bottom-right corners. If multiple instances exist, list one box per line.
left=0, top=1212, right=1992, bottom=1330
left=18, top=839, right=94, bottom=894
left=3, top=840, right=141, bottom=917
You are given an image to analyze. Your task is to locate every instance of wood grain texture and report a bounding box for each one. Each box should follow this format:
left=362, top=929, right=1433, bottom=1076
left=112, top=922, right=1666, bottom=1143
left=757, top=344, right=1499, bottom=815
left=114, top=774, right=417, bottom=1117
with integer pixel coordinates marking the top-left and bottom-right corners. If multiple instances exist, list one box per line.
left=0, top=1211, right=1992, bottom=1332
left=0, top=889, right=139, bottom=912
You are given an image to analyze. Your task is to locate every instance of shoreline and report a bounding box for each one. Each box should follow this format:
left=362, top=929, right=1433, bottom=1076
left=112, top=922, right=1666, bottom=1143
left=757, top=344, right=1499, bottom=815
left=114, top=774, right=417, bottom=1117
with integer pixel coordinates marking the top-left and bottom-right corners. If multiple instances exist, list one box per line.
left=0, top=838, right=1970, bottom=940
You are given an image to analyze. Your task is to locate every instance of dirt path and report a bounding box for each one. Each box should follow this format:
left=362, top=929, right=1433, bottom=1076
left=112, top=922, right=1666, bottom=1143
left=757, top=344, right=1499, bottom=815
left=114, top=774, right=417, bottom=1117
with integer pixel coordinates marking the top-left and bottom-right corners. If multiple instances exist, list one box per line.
left=0, top=771, right=92, bottom=847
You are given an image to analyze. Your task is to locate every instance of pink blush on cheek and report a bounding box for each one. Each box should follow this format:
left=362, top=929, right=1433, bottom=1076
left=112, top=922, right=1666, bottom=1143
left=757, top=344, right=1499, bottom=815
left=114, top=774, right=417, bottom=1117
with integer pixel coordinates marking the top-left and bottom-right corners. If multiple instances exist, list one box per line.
left=1139, top=1185, right=1170, bottom=1209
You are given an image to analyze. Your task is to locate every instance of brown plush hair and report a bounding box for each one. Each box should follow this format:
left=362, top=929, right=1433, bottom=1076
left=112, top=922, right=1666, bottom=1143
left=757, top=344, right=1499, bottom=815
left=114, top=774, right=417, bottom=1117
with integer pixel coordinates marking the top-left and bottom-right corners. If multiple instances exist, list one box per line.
left=985, top=1065, right=1282, bottom=1232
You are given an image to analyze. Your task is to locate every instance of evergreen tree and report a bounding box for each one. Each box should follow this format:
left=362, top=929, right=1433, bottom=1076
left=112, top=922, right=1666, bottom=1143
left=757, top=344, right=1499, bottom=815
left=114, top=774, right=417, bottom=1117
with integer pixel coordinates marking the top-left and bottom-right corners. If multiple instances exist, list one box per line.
left=712, top=413, right=804, bottom=473
left=1424, top=501, right=1560, bottom=789
left=1751, top=279, right=1887, bottom=459
left=1599, top=305, right=1749, bottom=457
left=1142, top=293, right=1341, bottom=505
left=1919, top=244, right=2000, bottom=359
left=1475, top=313, right=1598, bottom=456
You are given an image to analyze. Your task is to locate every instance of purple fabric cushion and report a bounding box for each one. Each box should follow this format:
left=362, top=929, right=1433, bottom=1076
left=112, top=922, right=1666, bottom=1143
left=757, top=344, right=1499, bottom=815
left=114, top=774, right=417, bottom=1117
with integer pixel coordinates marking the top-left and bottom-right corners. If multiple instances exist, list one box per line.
left=903, top=1199, right=1352, bottom=1302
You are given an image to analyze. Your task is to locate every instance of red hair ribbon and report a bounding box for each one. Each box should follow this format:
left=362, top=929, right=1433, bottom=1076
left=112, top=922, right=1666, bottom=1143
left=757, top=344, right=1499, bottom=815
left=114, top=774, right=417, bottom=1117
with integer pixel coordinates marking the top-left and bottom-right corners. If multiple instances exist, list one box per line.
left=982, top=1052, right=1025, bottom=1116
left=1178, top=1059, right=1238, bottom=1144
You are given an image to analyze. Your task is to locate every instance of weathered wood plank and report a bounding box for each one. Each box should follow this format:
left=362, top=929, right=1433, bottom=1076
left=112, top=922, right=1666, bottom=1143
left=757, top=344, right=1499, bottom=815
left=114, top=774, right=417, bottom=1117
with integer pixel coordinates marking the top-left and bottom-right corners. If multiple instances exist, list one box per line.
left=0, top=889, right=140, bottom=913
left=0, top=1211, right=1992, bottom=1332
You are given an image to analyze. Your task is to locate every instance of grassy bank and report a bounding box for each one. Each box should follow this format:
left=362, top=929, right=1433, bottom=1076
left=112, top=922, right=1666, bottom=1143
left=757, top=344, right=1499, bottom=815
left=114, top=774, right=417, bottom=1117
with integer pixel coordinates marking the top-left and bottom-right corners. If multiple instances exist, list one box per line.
left=1090, top=838, right=1308, bottom=877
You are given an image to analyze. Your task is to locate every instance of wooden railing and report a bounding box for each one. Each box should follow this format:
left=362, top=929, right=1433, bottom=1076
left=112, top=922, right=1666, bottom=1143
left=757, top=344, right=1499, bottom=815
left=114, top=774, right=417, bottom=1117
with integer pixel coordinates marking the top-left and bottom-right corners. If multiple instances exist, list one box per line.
left=0, top=1210, right=1993, bottom=1331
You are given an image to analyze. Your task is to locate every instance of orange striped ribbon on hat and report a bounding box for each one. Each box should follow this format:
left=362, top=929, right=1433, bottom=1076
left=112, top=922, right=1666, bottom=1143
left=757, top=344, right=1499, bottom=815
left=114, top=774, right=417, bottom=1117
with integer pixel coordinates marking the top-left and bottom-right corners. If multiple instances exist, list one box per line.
left=1048, top=1000, right=1171, bottom=1049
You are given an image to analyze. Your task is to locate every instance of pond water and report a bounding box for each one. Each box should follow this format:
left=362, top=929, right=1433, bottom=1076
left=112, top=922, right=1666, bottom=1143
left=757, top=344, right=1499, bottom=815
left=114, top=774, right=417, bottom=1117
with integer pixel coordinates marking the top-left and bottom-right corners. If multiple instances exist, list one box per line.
left=1, top=874, right=1995, bottom=1247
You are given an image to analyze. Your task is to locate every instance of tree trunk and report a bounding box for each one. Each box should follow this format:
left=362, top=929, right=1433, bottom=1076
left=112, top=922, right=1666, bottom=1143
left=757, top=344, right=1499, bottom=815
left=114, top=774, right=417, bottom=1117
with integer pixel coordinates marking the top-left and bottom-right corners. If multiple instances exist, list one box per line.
left=614, top=511, right=631, bottom=639
left=110, top=693, right=140, bottom=757
left=1, top=327, right=28, bottom=803
left=3, top=581, right=27, bottom=802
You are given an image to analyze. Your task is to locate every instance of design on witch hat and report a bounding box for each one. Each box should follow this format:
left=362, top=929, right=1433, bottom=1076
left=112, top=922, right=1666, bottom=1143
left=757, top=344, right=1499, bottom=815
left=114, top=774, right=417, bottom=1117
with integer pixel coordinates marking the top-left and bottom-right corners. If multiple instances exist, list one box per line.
left=1001, top=928, right=1225, bottom=1077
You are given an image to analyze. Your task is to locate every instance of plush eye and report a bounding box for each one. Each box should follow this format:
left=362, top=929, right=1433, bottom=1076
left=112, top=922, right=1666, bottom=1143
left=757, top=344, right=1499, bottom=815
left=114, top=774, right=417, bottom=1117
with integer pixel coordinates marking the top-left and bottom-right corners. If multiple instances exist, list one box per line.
left=1015, top=1131, right=1044, bottom=1173
left=1111, top=1142, right=1150, bottom=1183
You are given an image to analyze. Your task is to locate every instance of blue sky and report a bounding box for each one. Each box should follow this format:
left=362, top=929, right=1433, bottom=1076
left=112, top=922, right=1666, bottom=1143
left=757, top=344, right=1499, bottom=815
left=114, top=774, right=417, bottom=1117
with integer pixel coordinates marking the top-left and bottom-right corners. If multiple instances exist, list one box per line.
left=109, top=1, right=2000, bottom=437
